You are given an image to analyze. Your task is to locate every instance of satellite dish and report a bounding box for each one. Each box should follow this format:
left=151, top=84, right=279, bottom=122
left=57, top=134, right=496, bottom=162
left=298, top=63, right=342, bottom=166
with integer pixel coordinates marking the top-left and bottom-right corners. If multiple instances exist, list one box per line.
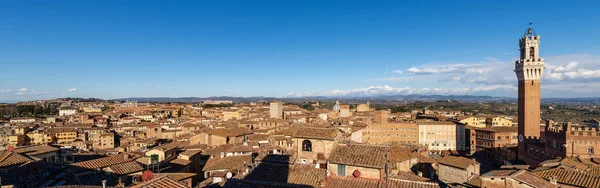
left=226, top=172, right=233, bottom=179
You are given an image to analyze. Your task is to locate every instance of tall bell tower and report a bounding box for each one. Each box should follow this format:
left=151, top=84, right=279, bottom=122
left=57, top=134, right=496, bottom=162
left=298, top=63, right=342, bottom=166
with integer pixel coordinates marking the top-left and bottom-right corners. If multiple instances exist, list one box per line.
left=515, top=26, right=544, bottom=163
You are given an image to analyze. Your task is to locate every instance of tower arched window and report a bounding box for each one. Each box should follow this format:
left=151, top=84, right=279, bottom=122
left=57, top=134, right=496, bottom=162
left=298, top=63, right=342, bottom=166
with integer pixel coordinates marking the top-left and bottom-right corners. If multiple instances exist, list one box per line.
left=530, top=47, right=535, bottom=59
left=302, top=140, right=312, bottom=152
left=589, top=147, right=594, bottom=155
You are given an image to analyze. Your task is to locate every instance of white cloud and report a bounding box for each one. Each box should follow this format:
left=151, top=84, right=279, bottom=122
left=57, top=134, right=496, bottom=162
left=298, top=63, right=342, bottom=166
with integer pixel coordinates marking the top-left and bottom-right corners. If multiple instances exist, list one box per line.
left=551, top=62, right=578, bottom=72
left=407, top=62, right=503, bottom=75
left=287, top=85, right=516, bottom=97
left=544, top=56, right=600, bottom=82
left=2, top=88, right=55, bottom=96
left=392, top=70, right=403, bottom=74
left=68, top=88, right=77, bottom=92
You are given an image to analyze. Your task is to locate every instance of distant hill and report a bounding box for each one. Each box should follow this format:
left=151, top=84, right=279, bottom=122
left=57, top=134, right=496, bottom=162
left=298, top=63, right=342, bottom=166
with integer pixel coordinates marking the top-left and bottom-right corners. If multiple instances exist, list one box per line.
left=113, top=95, right=515, bottom=103
left=111, top=95, right=600, bottom=105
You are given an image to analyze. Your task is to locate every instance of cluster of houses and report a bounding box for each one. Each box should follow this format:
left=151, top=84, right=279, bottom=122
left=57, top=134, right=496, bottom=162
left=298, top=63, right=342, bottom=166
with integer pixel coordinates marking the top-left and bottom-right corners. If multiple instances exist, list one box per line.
left=0, top=99, right=595, bottom=187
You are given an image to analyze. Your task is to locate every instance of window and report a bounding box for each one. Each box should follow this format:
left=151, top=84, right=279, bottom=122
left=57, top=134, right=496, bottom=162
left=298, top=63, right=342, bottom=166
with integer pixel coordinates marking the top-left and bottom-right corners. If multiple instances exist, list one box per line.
left=302, top=140, right=312, bottom=152
left=529, top=47, right=535, bottom=59
left=338, top=164, right=346, bottom=176
left=589, top=147, right=594, bottom=155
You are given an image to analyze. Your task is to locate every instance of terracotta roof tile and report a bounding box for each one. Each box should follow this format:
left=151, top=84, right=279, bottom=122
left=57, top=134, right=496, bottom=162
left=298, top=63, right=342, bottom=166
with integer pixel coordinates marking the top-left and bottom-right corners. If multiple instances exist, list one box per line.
left=387, top=178, right=440, bottom=188
left=0, top=151, right=32, bottom=167
left=438, top=156, right=476, bottom=170
left=393, top=171, right=430, bottom=182
left=465, top=175, right=481, bottom=187
left=203, top=155, right=252, bottom=171
left=241, top=163, right=326, bottom=187
left=130, top=175, right=187, bottom=188
left=324, top=176, right=379, bottom=188
left=511, top=170, right=558, bottom=188
left=206, top=127, right=251, bottom=137
left=226, top=145, right=253, bottom=153
left=328, top=144, right=388, bottom=169
left=13, top=145, right=60, bottom=156
left=534, top=167, right=600, bottom=188
left=293, top=127, right=339, bottom=140
left=154, top=172, right=196, bottom=181
left=107, top=161, right=144, bottom=175
left=179, top=150, right=200, bottom=157
left=324, top=176, right=439, bottom=188
left=72, top=154, right=137, bottom=169
left=170, top=158, right=191, bottom=166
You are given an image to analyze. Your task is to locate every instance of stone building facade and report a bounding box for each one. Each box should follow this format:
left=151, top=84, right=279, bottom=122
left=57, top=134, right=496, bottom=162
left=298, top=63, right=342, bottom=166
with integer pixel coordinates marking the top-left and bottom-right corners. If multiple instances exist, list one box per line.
left=543, top=122, right=600, bottom=160
left=269, top=101, right=283, bottom=119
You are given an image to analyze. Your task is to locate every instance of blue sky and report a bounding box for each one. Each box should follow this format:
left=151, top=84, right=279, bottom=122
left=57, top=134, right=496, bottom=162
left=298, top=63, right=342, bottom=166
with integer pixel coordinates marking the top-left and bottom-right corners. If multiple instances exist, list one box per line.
left=1, top=1, right=600, bottom=102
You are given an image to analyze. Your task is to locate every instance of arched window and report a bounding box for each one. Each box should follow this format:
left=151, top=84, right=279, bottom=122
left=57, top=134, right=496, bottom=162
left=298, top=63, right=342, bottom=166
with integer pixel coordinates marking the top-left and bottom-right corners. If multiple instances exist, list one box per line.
left=302, top=140, right=312, bottom=152
left=589, top=147, right=594, bottom=155
left=530, top=47, right=535, bottom=59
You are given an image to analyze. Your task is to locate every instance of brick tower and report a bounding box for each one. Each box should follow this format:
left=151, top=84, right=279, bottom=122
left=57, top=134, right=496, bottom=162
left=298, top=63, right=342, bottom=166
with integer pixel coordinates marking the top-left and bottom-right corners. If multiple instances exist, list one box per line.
left=515, top=26, right=544, bottom=164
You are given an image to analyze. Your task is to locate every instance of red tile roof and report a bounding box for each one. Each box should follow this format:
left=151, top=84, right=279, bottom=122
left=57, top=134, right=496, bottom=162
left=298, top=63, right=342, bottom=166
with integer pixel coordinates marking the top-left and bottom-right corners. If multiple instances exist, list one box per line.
left=0, top=151, right=32, bottom=167
left=324, top=176, right=439, bottom=188
left=203, top=155, right=252, bottom=171
left=72, top=154, right=137, bottom=169
left=293, top=127, right=339, bottom=140
left=13, top=145, right=60, bottom=156
left=107, top=161, right=144, bottom=175
left=534, top=167, right=600, bottom=188
left=438, top=156, right=476, bottom=170
left=328, top=144, right=388, bottom=169
left=241, top=163, right=326, bottom=187
left=130, top=175, right=187, bottom=188
left=170, top=158, right=191, bottom=166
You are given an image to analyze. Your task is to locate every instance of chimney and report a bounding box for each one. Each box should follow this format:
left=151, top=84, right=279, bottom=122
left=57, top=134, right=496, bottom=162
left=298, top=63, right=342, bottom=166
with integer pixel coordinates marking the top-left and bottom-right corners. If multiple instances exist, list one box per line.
left=124, top=154, right=128, bottom=160
left=101, top=180, right=107, bottom=188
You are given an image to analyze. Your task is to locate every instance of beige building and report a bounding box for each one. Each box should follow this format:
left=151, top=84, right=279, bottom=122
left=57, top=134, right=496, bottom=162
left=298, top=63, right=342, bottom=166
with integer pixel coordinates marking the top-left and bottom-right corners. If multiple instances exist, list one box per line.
left=339, top=104, right=350, bottom=118
left=356, top=101, right=370, bottom=112
left=418, top=121, right=466, bottom=152
left=26, top=130, right=55, bottom=145
left=222, top=110, right=241, bottom=121
left=459, top=116, right=486, bottom=128
left=327, top=144, right=387, bottom=180
left=54, top=129, right=79, bottom=145
left=486, top=117, right=513, bottom=127
left=93, top=132, right=116, bottom=149
left=293, top=127, right=343, bottom=165
left=269, top=101, right=283, bottom=119
left=144, top=142, right=183, bottom=163
left=363, top=120, right=419, bottom=145
left=438, top=155, right=479, bottom=184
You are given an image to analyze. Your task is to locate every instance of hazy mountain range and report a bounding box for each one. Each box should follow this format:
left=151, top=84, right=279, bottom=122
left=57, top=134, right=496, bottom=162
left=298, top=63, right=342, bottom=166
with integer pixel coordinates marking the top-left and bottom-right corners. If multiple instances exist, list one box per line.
left=112, top=95, right=600, bottom=105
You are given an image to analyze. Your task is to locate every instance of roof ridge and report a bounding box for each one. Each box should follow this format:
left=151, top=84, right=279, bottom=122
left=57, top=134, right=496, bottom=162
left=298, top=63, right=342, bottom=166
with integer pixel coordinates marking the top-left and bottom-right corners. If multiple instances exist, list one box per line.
left=388, top=178, right=439, bottom=185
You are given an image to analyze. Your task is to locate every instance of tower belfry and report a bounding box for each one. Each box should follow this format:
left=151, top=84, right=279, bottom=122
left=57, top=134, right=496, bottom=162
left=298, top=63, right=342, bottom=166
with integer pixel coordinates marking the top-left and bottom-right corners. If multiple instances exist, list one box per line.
left=515, top=25, right=544, bottom=164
